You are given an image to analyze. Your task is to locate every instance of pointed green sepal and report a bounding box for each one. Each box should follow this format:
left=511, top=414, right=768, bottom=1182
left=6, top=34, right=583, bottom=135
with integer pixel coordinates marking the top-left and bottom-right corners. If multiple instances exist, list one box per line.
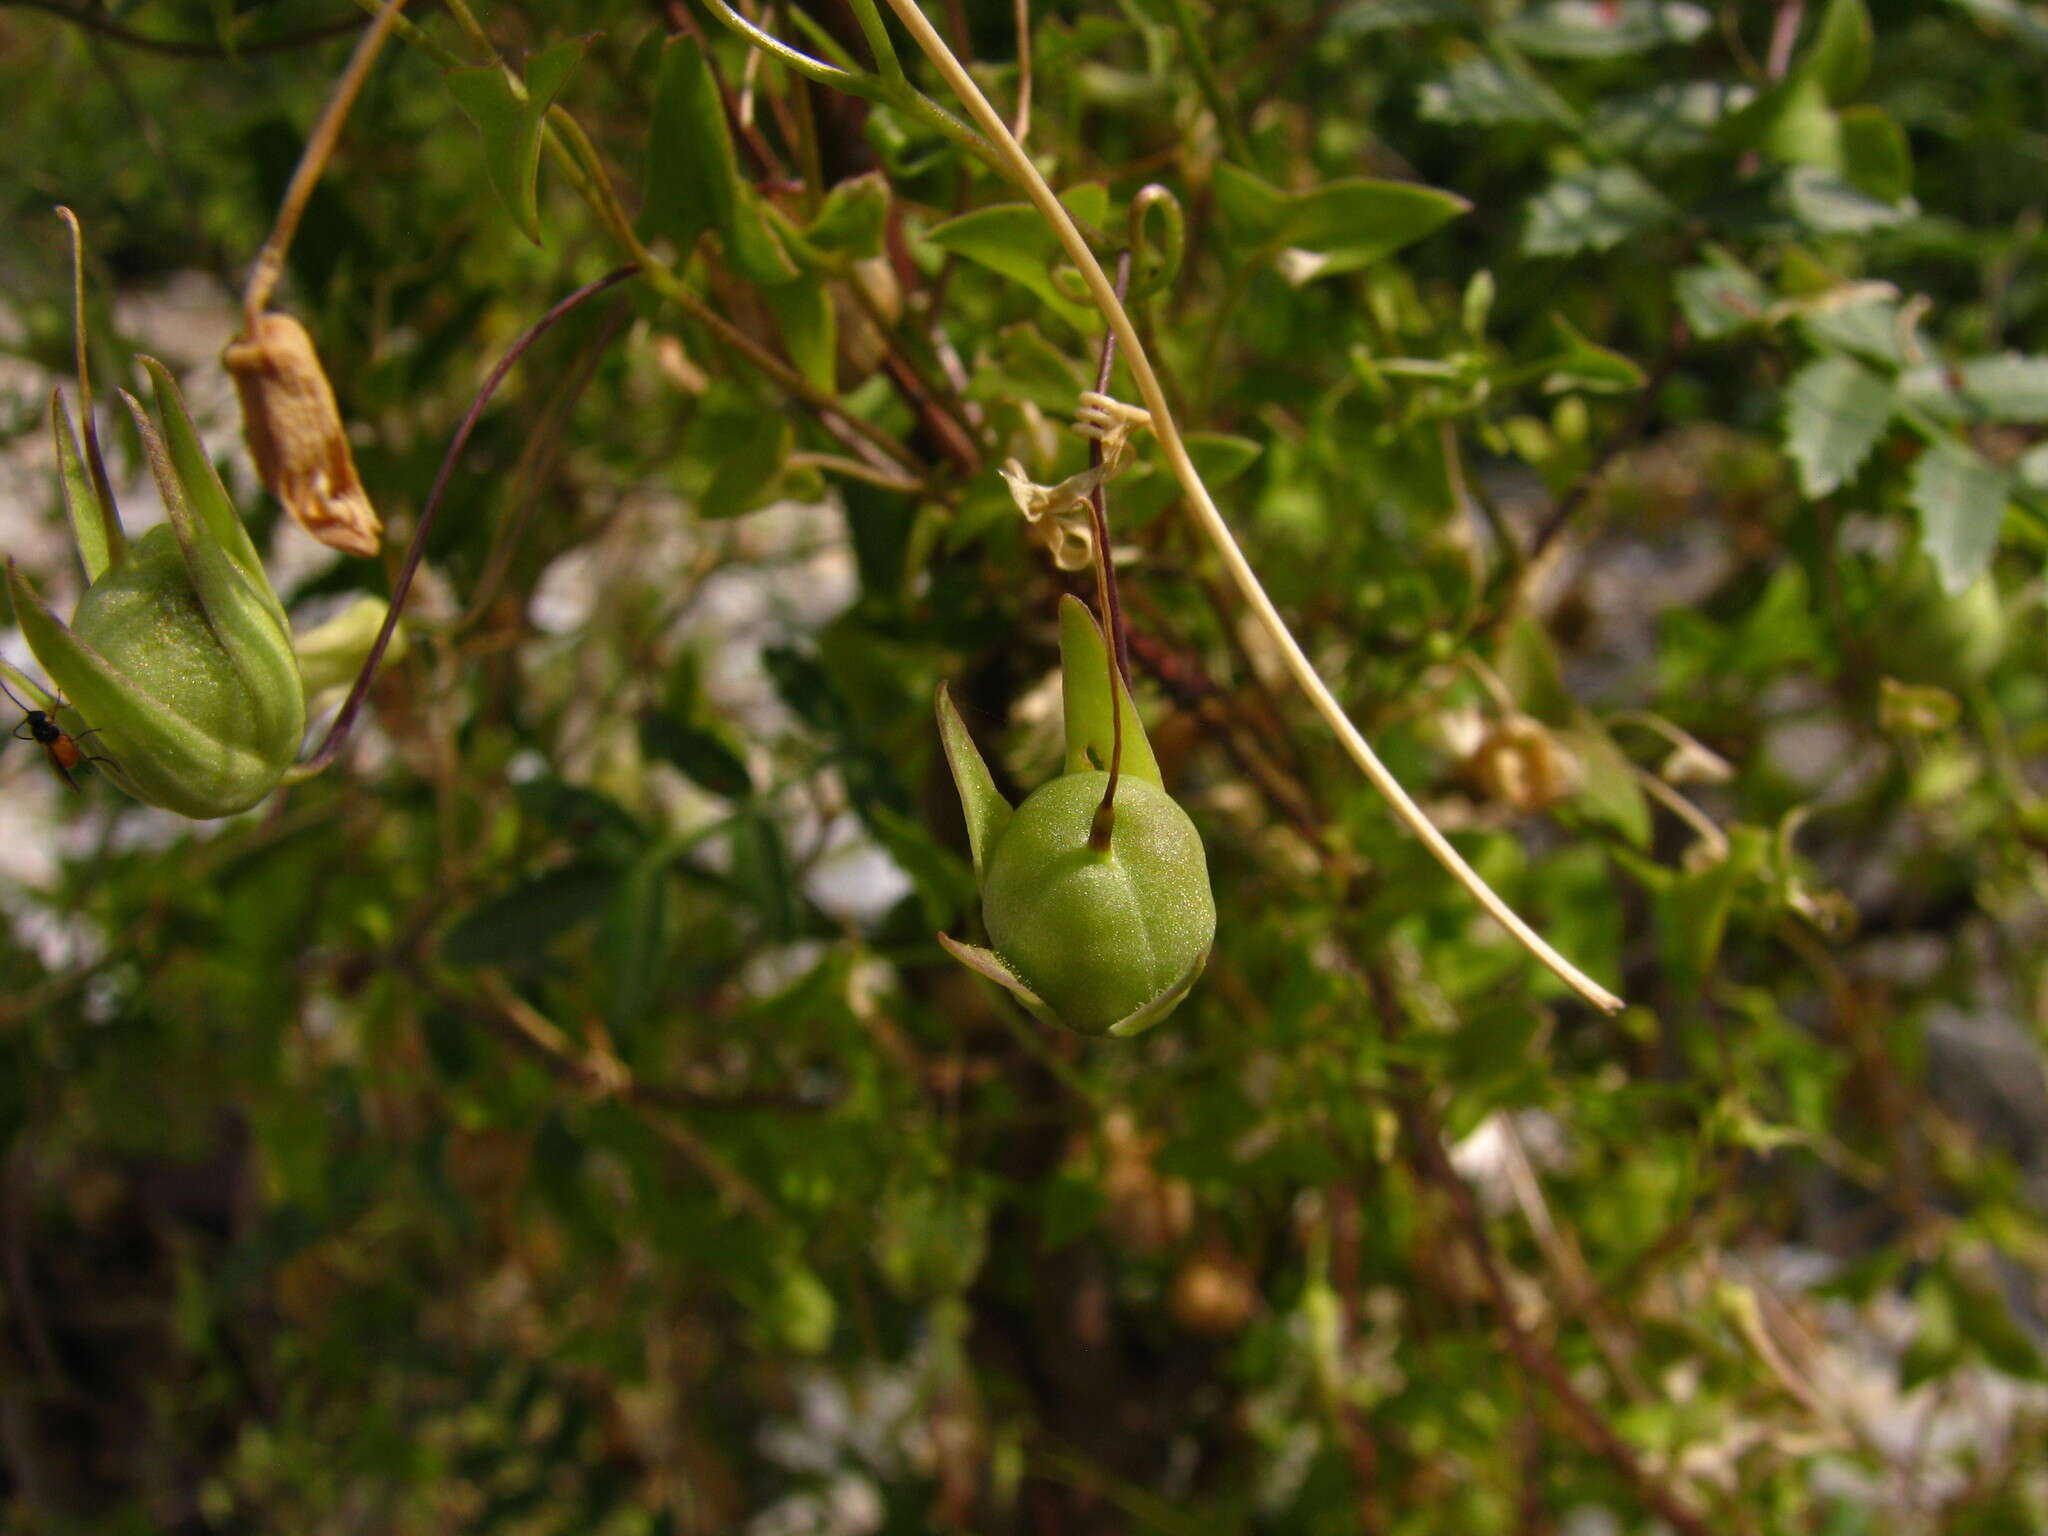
left=1104, top=943, right=1211, bottom=1038
left=139, top=358, right=285, bottom=632
left=51, top=390, right=123, bottom=582
left=935, top=683, right=1013, bottom=881
left=1058, top=594, right=1162, bottom=787
left=936, top=932, right=1064, bottom=1031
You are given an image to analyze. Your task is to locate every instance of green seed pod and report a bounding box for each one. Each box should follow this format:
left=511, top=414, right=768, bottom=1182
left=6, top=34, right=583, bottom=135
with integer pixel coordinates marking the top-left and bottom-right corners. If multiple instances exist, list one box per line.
left=936, top=596, right=1215, bottom=1037
left=6, top=361, right=305, bottom=819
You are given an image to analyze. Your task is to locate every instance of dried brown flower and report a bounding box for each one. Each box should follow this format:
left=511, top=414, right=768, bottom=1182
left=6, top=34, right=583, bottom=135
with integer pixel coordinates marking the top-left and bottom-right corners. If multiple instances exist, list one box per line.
left=224, top=312, right=381, bottom=558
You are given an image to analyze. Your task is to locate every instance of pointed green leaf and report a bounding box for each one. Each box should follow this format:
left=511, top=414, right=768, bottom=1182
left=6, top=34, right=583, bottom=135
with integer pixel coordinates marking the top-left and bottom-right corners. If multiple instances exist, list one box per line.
left=762, top=276, right=837, bottom=394
left=51, top=389, right=122, bottom=582
left=639, top=711, right=753, bottom=798
left=1210, top=162, right=1287, bottom=243
left=1270, top=179, right=1470, bottom=280
left=1782, top=355, right=1893, bottom=497
left=698, top=414, right=791, bottom=520
left=446, top=37, right=586, bottom=244
left=1911, top=440, right=2009, bottom=593
left=935, top=683, right=1012, bottom=881
left=803, top=172, right=890, bottom=259
left=602, top=853, right=670, bottom=1042
left=1058, top=594, right=1162, bottom=789
left=641, top=36, right=796, bottom=283
left=923, top=186, right=1109, bottom=332
left=1839, top=106, right=1911, bottom=202
left=1542, top=314, right=1647, bottom=394
left=1804, top=0, right=1872, bottom=102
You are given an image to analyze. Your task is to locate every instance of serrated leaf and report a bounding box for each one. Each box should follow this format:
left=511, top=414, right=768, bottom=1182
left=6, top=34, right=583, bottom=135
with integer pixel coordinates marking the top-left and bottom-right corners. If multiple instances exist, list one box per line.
left=1501, top=0, right=1710, bottom=57
left=1783, top=354, right=1894, bottom=496
left=1419, top=57, right=1554, bottom=126
left=446, top=38, right=587, bottom=244
left=1591, top=80, right=1752, bottom=157
left=699, top=414, right=791, bottom=520
left=1271, top=179, right=1469, bottom=279
left=1911, top=440, right=2009, bottom=593
left=1674, top=249, right=1770, bottom=339
left=1783, top=166, right=1912, bottom=233
left=1901, top=355, right=2048, bottom=425
left=1797, top=292, right=1912, bottom=367
left=640, top=712, right=753, bottom=798
left=1522, top=165, right=1674, bottom=256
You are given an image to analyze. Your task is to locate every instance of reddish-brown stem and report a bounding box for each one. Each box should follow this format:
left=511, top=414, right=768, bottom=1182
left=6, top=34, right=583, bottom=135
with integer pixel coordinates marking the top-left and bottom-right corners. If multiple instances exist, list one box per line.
left=1087, top=251, right=1135, bottom=853
left=300, top=264, right=640, bottom=774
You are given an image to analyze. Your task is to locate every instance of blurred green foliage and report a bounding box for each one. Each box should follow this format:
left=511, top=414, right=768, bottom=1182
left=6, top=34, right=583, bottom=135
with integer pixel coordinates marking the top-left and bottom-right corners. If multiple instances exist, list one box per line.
left=2, top=0, right=2047, bottom=1531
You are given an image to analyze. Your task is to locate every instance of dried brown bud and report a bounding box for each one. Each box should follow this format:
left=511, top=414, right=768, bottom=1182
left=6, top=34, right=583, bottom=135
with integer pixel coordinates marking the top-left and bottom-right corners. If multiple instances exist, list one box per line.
left=1170, top=1250, right=1258, bottom=1337
left=224, top=312, right=381, bottom=558
left=1466, top=714, right=1576, bottom=815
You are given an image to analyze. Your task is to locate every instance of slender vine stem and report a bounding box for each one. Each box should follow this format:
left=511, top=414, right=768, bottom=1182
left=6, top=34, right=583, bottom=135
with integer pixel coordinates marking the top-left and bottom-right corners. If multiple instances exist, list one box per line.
left=874, top=0, right=1624, bottom=1013
left=294, top=265, right=641, bottom=778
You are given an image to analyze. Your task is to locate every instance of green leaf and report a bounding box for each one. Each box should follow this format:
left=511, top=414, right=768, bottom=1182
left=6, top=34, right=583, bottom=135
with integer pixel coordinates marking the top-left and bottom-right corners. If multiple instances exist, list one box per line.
left=1542, top=314, right=1647, bottom=394
left=1211, top=163, right=1287, bottom=243
left=1803, top=0, right=1873, bottom=102
left=1674, top=249, right=1770, bottom=340
left=867, top=804, right=974, bottom=931
left=1419, top=57, right=1555, bottom=126
left=1782, top=166, right=1912, bottom=233
left=1839, top=106, right=1912, bottom=202
left=1522, top=165, right=1674, bottom=256
left=601, top=854, right=670, bottom=1041
left=1798, top=292, right=1913, bottom=367
left=1783, top=355, right=1894, bottom=496
left=699, top=414, right=792, bottom=520
left=642, top=37, right=796, bottom=283
left=1561, top=726, right=1651, bottom=849
left=1901, top=356, right=2048, bottom=425
left=1911, top=440, right=2009, bottom=593
left=803, top=172, right=890, bottom=259
left=1945, top=0, right=2048, bottom=51
left=762, top=277, right=837, bottom=394
left=1270, top=179, right=1470, bottom=279
left=440, top=860, right=619, bottom=965
left=922, top=185, right=1109, bottom=331
left=1500, top=0, right=1710, bottom=56
left=640, top=712, right=753, bottom=798
left=1590, top=80, right=1752, bottom=157
left=728, top=813, right=797, bottom=940
left=446, top=37, right=587, bottom=245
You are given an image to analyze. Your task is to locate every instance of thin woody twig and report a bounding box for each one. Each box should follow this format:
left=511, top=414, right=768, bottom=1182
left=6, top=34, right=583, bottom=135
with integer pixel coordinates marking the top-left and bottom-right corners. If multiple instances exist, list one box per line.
left=242, top=0, right=408, bottom=328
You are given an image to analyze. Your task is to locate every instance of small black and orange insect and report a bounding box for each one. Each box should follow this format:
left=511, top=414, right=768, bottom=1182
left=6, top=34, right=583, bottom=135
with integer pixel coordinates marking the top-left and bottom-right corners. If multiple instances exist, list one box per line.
left=2, top=678, right=116, bottom=791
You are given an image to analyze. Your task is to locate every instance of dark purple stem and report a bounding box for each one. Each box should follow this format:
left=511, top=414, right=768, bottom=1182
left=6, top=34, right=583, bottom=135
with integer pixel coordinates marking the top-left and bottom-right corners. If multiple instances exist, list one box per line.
left=300, top=264, right=639, bottom=774
left=1086, top=251, right=1135, bottom=854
